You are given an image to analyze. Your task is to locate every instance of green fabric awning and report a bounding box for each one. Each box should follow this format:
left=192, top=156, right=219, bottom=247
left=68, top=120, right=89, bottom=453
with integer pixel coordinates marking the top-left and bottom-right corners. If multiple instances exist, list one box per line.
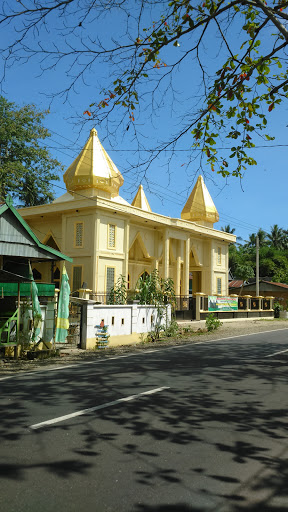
left=0, top=282, right=55, bottom=297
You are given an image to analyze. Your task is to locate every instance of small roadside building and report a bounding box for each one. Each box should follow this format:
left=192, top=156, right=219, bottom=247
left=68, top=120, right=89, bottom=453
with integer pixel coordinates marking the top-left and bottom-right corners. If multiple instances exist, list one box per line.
left=0, top=196, right=72, bottom=349
left=0, top=196, right=72, bottom=284
left=229, top=279, right=288, bottom=305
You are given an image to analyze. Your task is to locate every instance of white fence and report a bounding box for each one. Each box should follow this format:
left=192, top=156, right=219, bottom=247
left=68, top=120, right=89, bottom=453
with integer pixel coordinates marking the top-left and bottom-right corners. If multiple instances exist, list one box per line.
left=81, top=302, right=171, bottom=349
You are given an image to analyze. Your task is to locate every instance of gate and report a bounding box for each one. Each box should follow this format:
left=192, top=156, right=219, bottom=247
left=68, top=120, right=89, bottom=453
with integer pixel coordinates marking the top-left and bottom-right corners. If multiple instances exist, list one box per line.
left=67, top=299, right=82, bottom=347
left=175, top=296, right=196, bottom=320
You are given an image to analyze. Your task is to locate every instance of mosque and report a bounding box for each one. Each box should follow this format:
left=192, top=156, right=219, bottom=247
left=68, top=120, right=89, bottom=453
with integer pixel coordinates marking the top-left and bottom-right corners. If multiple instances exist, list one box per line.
left=18, top=128, right=236, bottom=300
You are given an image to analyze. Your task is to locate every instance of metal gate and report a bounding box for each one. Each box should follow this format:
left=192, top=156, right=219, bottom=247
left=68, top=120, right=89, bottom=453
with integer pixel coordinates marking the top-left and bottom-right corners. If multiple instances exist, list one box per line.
left=67, top=299, right=82, bottom=347
left=175, top=296, right=196, bottom=320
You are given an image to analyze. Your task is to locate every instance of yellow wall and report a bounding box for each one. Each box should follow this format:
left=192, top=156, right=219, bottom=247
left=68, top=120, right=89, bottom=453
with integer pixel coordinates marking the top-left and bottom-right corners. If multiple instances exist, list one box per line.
left=20, top=201, right=234, bottom=297
left=65, top=213, right=94, bottom=254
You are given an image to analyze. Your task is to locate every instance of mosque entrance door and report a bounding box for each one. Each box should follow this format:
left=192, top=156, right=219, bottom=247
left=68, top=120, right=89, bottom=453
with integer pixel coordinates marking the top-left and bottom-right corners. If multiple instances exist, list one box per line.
left=191, top=271, right=202, bottom=294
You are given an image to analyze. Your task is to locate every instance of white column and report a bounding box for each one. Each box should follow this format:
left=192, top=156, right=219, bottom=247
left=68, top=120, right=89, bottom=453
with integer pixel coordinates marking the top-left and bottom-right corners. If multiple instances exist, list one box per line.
left=123, top=220, right=130, bottom=280
left=154, top=231, right=159, bottom=272
left=175, top=240, right=181, bottom=296
left=92, top=214, right=100, bottom=293
left=183, top=237, right=190, bottom=296
left=163, top=230, right=169, bottom=279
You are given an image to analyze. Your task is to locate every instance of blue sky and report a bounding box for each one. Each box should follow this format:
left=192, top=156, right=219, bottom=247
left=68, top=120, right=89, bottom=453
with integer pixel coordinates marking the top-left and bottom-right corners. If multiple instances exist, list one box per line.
left=1, top=1, right=287, bottom=243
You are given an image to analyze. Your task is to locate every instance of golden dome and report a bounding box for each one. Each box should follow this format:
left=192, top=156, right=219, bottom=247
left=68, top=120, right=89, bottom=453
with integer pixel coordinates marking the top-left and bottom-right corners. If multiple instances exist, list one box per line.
left=63, top=128, right=124, bottom=197
left=131, top=185, right=152, bottom=212
left=181, top=176, right=219, bottom=224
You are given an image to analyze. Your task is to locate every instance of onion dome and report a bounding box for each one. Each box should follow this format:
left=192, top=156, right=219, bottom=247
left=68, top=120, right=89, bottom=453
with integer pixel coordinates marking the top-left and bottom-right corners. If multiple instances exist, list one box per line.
left=63, top=128, right=124, bottom=197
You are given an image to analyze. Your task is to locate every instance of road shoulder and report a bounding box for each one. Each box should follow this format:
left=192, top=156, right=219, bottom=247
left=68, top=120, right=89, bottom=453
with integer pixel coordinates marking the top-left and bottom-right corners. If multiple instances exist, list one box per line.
left=0, top=319, right=287, bottom=376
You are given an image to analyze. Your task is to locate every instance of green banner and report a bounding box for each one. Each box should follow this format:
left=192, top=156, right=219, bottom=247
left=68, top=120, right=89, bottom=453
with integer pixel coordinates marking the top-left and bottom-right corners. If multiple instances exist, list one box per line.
left=29, top=263, right=42, bottom=342
left=55, top=265, right=70, bottom=343
left=208, top=296, right=238, bottom=312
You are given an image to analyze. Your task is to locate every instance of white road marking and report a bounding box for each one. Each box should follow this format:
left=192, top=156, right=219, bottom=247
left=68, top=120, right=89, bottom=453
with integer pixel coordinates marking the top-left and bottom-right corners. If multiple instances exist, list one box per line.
left=30, top=386, right=170, bottom=430
left=264, top=348, right=288, bottom=358
left=189, top=327, right=288, bottom=345
left=43, top=364, right=77, bottom=371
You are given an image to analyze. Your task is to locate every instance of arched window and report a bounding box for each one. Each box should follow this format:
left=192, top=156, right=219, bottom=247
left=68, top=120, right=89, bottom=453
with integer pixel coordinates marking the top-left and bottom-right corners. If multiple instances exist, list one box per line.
left=45, top=235, right=60, bottom=252
left=140, top=271, right=150, bottom=281
left=53, top=267, right=60, bottom=289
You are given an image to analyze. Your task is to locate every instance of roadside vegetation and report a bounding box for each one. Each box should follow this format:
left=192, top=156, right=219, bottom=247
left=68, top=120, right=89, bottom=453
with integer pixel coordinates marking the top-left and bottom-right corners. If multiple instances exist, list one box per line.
left=223, top=224, right=288, bottom=284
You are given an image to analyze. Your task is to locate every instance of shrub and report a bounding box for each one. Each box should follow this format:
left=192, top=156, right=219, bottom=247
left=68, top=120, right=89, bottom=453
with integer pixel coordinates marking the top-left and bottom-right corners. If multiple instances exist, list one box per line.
left=108, top=275, right=127, bottom=304
left=164, top=320, right=179, bottom=338
left=274, top=301, right=283, bottom=318
left=206, top=313, right=222, bottom=332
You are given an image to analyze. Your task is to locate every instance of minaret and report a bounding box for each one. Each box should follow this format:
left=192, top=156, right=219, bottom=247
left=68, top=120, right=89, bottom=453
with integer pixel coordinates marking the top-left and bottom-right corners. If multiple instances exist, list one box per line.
left=131, top=184, right=152, bottom=212
left=63, top=128, right=124, bottom=199
left=181, top=175, right=219, bottom=227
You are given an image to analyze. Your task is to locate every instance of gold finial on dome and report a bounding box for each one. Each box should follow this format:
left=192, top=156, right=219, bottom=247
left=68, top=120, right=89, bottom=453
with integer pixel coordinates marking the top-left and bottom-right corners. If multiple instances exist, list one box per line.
left=131, top=184, right=152, bottom=212
left=63, top=128, right=124, bottom=197
left=181, top=175, right=219, bottom=225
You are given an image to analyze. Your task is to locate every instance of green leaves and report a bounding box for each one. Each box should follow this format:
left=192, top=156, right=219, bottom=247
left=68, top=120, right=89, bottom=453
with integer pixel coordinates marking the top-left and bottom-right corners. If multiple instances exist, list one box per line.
left=84, top=0, right=288, bottom=180
left=0, top=96, right=61, bottom=206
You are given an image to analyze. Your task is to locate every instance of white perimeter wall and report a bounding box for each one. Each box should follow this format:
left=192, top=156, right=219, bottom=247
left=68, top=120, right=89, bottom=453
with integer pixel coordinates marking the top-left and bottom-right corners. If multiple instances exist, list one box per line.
left=84, top=303, right=171, bottom=348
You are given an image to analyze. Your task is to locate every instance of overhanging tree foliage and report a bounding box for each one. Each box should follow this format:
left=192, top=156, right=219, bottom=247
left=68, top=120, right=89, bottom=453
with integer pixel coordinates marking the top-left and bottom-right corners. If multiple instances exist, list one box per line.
left=0, top=96, right=62, bottom=206
left=1, top=1, right=288, bottom=179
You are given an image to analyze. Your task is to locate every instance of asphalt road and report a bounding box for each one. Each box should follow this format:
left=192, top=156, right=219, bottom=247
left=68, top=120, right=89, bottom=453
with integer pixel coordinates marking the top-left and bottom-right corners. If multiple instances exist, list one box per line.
left=1, top=328, right=288, bottom=512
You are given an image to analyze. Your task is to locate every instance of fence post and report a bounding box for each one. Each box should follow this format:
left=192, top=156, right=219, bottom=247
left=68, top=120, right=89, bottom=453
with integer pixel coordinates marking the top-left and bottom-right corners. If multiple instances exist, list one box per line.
left=195, top=293, right=205, bottom=321
left=78, top=288, right=92, bottom=300
left=257, top=296, right=264, bottom=311
left=265, top=296, right=274, bottom=311
left=131, top=301, right=138, bottom=334
left=80, top=303, right=88, bottom=349
left=243, top=295, right=252, bottom=312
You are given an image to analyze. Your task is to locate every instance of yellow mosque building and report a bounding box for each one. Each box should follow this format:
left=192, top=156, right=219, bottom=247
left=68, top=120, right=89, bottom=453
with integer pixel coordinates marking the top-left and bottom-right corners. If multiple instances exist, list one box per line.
left=18, top=128, right=236, bottom=300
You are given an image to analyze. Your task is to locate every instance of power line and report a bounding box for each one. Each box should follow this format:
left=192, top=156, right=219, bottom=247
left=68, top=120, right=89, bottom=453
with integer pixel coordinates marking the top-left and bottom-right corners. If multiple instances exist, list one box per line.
left=47, top=129, right=288, bottom=151
left=19, top=127, right=269, bottom=236
left=46, top=131, right=264, bottom=234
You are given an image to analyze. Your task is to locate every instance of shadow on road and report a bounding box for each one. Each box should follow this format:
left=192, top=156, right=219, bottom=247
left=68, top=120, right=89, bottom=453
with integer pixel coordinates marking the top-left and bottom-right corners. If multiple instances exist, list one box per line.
left=1, top=337, right=288, bottom=511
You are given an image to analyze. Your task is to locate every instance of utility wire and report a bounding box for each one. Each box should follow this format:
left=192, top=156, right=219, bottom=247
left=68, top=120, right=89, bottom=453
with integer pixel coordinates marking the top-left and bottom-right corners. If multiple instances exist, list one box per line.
left=47, top=129, right=288, bottom=151
left=44, top=131, right=265, bottom=234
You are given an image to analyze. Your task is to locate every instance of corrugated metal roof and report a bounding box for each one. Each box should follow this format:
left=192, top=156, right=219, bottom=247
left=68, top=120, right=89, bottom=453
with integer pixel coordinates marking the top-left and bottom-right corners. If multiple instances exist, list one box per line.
left=229, top=280, right=244, bottom=288
left=0, top=198, right=72, bottom=262
left=263, top=280, right=288, bottom=289
left=229, top=279, right=288, bottom=290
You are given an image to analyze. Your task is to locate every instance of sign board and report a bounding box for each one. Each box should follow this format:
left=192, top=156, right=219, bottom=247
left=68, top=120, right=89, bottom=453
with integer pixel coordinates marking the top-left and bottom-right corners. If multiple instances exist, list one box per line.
left=208, top=296, right=238, bottom=312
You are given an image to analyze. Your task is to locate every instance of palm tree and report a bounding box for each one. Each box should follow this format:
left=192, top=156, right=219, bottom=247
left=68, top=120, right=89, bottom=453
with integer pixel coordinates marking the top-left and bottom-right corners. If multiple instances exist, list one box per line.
left=221, top=224, right=236, bottom=234
left=245, top=232, right=256, bottom=248
left=257, top=228, right=268, bottom=247
left=267, top=224, right=286, bottom=250
left=246, top=229, right=267, bottom=248
left=283, top=230, right=288, bottom=250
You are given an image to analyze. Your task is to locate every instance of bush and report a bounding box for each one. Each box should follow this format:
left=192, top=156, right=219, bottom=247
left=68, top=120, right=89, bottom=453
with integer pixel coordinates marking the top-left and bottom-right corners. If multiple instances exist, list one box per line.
left=206, top=313, right=222, bottom=332
left=163, top=321, right=179, bottom=338
left=274, top=301, right=283, bottom=318
left=108, top=275, right=127, bottom=304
